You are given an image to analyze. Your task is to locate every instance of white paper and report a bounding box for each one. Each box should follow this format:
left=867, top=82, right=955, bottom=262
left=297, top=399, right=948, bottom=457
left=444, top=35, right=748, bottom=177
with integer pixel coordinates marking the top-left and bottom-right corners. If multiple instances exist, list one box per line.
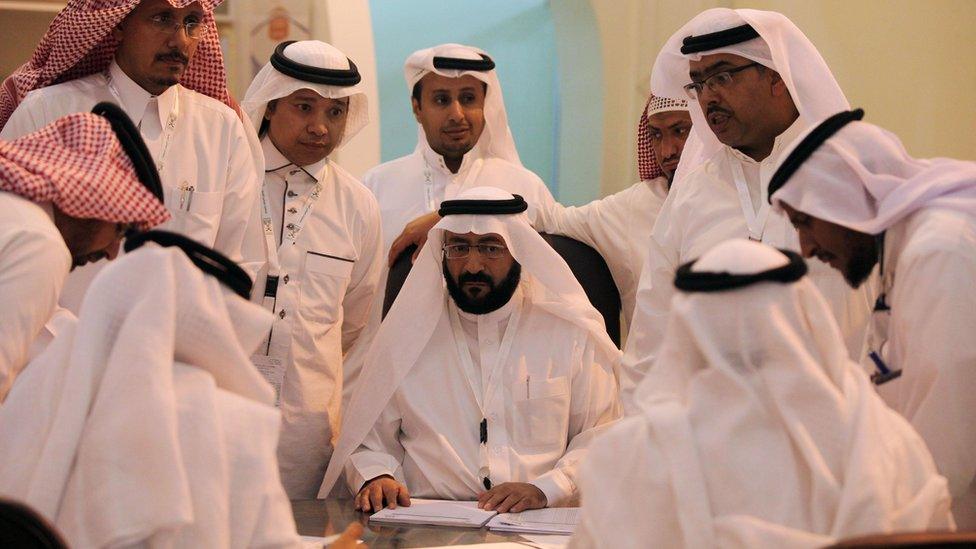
left=251, top=354, right=285, bottom=406
left=486, top=507, right=580, bottom=535
left=368, top=498, right=497, bottom=528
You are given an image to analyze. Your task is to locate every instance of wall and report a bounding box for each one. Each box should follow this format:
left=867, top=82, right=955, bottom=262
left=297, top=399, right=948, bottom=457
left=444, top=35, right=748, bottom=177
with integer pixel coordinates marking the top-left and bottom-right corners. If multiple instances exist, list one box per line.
left=368, top=0, right=558, bottom=195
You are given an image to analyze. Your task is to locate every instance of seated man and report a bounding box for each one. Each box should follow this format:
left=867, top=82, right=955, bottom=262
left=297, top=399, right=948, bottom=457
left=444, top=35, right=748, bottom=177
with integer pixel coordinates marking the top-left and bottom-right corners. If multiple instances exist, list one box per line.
left=769, top=109, right=976, bottom=529
left=319, top=187, right=621, bottom=513
left=0, top=235, right=304, bottom=548
left=572, top=239, right=953, bottom=549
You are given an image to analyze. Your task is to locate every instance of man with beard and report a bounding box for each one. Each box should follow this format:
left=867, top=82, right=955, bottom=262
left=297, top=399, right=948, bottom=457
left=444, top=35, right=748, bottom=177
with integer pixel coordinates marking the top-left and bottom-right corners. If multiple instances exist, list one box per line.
left=537, top=94, right=691, bottom=330
left=0, top=105, right=169, bottom=402
left=1, top=0, right=262, bottom=311
left=769, top=108, right=976, bottom=528
left=317, top=187, right=621, bottom=513
left=240, top=40, right=383, bottom=499
left=622, top=9, right=874, bottom=411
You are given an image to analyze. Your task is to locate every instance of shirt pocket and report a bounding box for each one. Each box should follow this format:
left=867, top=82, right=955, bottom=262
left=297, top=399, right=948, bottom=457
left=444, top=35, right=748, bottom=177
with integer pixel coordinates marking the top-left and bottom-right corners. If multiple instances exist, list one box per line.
left=301, top=251, right=354, bottom=325
left=165, top=183, right=223, bottom=238
left=512, top=376, right=570, bottom=450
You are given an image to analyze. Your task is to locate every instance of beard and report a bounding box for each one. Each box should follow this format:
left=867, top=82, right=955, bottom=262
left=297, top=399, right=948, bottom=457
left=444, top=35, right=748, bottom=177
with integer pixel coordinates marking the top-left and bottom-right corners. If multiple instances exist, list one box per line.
left=843, top=238, right=879, bottom=288
left=443, top=260, right=522, bottom=315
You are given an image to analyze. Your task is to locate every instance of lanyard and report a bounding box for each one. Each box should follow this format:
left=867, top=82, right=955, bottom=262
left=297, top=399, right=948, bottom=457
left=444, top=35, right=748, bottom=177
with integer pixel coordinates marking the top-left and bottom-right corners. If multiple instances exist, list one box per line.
left=448, top=296, right=522, bottom=490
left=868, top=232, right=900, bottom=384
left=729, top=152, right=770, bottom=241
left=260, top=166, right=325, bottom=277
left=106, top=74, right=179, bottom=176
left=421, top=156, right=485, bottom=211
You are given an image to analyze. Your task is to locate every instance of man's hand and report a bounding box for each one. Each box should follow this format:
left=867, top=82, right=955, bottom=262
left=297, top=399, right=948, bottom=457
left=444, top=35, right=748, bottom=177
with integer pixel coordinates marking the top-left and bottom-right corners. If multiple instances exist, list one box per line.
left=388, top=212, right=441, bottom=266
left=355, top=475, right=411, bottom=512
left=477, top=482, right=548, bottom=513
left=327, top=523, right=367, bottom=548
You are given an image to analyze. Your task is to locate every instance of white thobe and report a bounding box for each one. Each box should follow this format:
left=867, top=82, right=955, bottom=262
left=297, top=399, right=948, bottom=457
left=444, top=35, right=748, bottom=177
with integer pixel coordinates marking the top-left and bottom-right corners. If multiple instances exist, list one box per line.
left=622, top=122, right=874, bottom=412
left=873, top=206, right=976, bottom=528
left=363, top=141, right=556, bottom=253
left=0, top=192, right=71, bottom=402
left=244, top=137, right=383, bottom=499
left=536, top=178, right=669, bottom=329
left=344, top=289, right=621, bottom=505
left=0, top=61, right=263, bottom=310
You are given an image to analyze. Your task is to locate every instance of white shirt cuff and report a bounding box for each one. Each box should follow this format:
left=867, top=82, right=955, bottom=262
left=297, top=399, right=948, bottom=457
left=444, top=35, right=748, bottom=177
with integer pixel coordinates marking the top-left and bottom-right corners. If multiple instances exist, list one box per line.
left=529, top=468, right=575, bottom=507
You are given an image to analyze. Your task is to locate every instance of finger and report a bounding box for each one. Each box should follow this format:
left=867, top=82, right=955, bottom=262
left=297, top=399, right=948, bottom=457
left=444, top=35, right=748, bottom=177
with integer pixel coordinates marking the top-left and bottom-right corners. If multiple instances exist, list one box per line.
left=397, top=484, right=411, bottom=507
left=494, top=493, right=522, bottom=514
left=483, top=486, right=511, bottom=511
left=354, top=490, right=366, bottom=511
left=336, top=522, right=363, bottom=543
left=388, top=238, right=406, bottom=266
left=511, top=496, right=534, bottom=513
left=382, top=482, right=399, bottom=509
left=369, top=485, right=384, bottom=513
left=477, top=490, right=490, bottom=507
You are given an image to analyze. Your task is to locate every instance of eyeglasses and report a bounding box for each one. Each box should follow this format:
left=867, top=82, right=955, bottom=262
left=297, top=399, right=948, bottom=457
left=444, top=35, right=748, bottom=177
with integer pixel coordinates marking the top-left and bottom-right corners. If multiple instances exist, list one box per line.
left=148, top=13, right=208, bottom=39
left=683, top=62, right=761, bottom=100
left=443, top=243, right=508, bottom=260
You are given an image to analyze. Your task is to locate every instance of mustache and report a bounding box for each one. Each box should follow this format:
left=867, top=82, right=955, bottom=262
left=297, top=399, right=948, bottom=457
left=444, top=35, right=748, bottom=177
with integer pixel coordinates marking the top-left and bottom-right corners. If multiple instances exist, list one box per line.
left=155, top=51, right=189, bottom=65
left=706, top=105, right=732, bottom=117
left=458, top=271, right=494, bottom=287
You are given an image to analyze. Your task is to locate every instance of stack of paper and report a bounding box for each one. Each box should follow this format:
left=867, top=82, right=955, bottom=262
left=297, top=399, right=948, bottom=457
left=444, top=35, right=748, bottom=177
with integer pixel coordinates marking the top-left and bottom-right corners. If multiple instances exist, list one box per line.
left=368, top=499, right=497, bottom=528
left=486, top=507, right=580, bottom=535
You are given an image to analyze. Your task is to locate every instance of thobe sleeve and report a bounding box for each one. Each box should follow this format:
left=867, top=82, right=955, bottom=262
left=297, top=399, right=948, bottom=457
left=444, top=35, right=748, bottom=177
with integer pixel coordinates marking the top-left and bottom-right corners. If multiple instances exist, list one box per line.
left=891, top=242, right=976, bottom=503
left=620, top=223, right=680, bottom=414
left=0, top=229, right=70, bottom=401
left=536, top=191, right=631, bottom=267
left=344, top=395, right=405, bottom=493
left=0, top=95, right=46, bottom=139
left=530, top=335, right=621, bottom=505
left=340, top=196, right=383, bottom=354
left=211, top=120, right=263, bottom=264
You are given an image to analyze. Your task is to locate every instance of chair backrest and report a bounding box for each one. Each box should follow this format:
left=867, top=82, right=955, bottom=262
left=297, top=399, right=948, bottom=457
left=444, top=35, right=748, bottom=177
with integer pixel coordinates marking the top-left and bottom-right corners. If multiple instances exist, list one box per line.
left=382, top=234, right=622, bottom=347
left=0, top=498, right=69, bottom=549
left=828, top=531, right=976, bottom=548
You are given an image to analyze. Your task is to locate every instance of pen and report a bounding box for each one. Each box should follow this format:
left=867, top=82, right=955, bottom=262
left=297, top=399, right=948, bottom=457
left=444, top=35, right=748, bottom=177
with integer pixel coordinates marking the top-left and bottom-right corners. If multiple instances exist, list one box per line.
left=526, top=375, right=530, bottom=399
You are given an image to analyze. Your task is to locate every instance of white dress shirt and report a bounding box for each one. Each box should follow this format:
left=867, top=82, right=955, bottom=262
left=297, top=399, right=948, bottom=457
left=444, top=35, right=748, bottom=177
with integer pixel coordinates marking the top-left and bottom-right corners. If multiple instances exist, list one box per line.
left=536, top=178, right=669, bottom=330
left=873, top=206, right=976, bottom=528
left=622, top=121, right=875, bottom=413
left=344, top=288, right=621, bottom=506
left=1, top=61, right=263, bottom=309
left=0, top=192, right=71, bottom=402
left=244, top=136, right=383, bottom=499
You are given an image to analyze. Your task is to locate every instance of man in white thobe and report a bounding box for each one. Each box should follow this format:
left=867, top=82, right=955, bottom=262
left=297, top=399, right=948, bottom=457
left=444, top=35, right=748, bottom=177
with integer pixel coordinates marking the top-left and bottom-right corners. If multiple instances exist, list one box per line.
left=319, top=187, right=621, bottom=513
left=0, top=240, right=303, bottom=548
left=343, top=43, right=556, bottom=400
left=572, top=239, right=953, bottom=549
left=622, top=9, right=874, bottom=411
left=1, top=0, right=262, bottom=311
left=537, top=94, right=691, bottom=329
left=241, top=40, right=383, bottom=499
left=769, top=108, right=976, bottom=529
left=0, top=107, right=169, bottom=401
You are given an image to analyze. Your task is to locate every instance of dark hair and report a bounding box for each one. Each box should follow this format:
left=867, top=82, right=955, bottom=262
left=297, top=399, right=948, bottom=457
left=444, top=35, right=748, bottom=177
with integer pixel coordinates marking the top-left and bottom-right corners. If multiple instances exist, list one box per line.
left=411, top=80, right=488, bottom=109
left=258, top=99, right=279, bottom=138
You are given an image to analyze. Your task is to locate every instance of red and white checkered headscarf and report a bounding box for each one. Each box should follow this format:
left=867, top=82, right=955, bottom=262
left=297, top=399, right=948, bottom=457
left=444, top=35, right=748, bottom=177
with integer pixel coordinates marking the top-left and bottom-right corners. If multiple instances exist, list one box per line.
left=637, top=94, right=689, bottom=181
left=0, top=0, right=233, bottom=129
left=0, top=112, right=170, bottom=229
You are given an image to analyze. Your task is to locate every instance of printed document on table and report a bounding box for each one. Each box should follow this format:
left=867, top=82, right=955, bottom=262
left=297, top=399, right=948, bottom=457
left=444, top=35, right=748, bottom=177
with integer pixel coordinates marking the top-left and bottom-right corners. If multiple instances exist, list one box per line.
left=368, top=498, right=497, bottom=528
left=486, top=507, right=580, bottom=535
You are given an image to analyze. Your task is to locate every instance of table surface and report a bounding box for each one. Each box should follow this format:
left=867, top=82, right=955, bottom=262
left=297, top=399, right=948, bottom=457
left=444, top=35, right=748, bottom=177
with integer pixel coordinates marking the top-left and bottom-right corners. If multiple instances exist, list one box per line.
left=291, top=498, right=540, bottom=548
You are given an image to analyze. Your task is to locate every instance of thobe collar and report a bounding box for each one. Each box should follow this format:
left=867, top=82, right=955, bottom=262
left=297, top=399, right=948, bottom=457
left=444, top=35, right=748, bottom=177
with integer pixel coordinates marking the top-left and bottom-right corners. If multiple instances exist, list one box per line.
left=261, top=134, right=329, bottom=184
left=643, top=176, right=671, bottom=198
left=453, top=283, right=523, bottom=326
left=420, top=136, right=486, bottom=177
left=727, top=116, right=806, bottom=166
left=107, top=60, right=179, bottom=130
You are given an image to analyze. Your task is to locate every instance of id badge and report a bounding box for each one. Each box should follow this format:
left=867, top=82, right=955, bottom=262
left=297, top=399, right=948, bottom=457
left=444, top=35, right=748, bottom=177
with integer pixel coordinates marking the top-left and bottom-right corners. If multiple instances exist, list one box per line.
left=251, top=354, right=285, bottom=406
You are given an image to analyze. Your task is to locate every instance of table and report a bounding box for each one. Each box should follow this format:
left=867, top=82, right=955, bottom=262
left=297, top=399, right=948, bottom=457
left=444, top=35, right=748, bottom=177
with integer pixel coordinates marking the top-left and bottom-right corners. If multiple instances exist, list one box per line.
left=291, top=498, right=539, bottom=548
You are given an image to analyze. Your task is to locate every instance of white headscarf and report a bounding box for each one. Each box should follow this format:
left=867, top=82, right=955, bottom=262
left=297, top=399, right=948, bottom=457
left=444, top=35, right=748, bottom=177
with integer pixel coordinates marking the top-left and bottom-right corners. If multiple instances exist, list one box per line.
left=319, top=186, right=616, bottom=497
left=404, top=43, right=521, bottom=166
left=651, top=8, right=849, bottom=183
left=242, top=40, right=369, bottom=150
left=624, top=239, right=952, bottom=545
left=770, top=117, right=976, bottom=235
left=0, top=246, right=296, bottom=547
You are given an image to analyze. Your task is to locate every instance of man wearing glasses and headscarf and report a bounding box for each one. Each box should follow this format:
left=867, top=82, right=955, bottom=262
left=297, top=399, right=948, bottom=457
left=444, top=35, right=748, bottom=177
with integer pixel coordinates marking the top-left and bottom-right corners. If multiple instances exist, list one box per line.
left=0, top=0, right=263, bottom=311
left=623, top=9, right=874, bottom=408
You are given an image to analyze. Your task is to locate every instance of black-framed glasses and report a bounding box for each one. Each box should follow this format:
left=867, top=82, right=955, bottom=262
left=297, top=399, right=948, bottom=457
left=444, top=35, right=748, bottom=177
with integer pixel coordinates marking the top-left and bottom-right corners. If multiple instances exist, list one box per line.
left=148, top=13, right=208, bottom=39
left=442, top=243, right=508, bottom=260
left=683, top=62, right=762, bottom=100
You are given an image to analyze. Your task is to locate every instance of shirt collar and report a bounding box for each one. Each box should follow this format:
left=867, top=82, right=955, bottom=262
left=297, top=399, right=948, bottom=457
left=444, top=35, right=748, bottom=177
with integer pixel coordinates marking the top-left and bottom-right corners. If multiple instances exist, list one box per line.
left=727, top=116, right=806, bottom=165
left=420, top=136, right=485, bottom=177
left=107, top=60, right=179, bottom=129
left=261, top=135, right=329, bottom=182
